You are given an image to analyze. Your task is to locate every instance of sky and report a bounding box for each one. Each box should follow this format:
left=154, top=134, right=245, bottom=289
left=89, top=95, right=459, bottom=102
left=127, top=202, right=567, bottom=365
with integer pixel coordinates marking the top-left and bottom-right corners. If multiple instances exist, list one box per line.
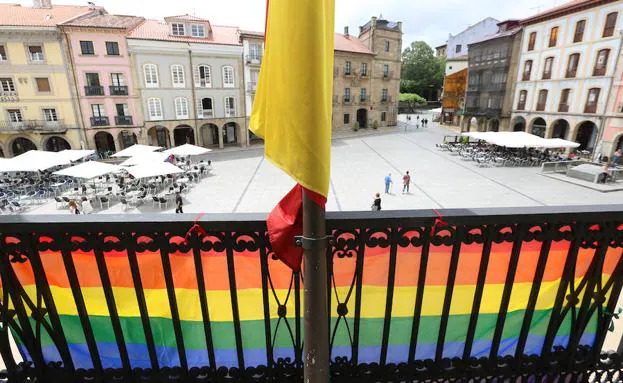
left=12, top=0, right=569, bottom=48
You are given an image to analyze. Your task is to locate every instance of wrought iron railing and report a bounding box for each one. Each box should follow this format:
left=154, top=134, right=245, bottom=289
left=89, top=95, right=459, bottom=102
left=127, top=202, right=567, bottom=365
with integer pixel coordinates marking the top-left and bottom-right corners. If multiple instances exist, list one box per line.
left=115, top=116, right=133, bottom=126
left=1, top=206, right=623, bottom=382
left=109, top=86, right=129, bottom=96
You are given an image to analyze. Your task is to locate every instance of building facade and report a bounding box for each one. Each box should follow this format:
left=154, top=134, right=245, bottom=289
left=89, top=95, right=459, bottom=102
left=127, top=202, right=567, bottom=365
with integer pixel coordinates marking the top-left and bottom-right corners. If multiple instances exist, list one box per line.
left=436, top=44, right=447, bottom=58
left=60, top=12, right=144, bottom=156
left=463, top=20, right=523, bottom=132
left=0, top=1, right=93, bottom=157
left=602, top=27, right=623, bottom=157
left=128, top=15, right=247, bottom=149
left=511, top=0, right=622, bottom=153
left=239, top=31, right=264, bottom=144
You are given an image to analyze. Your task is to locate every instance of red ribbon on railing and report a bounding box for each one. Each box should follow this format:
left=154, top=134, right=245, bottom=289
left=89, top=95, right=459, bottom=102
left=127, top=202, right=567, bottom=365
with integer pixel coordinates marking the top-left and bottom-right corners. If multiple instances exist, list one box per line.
left=431, top=209, right=448, bottom=236
left=184, top=213, right=207, bottom=244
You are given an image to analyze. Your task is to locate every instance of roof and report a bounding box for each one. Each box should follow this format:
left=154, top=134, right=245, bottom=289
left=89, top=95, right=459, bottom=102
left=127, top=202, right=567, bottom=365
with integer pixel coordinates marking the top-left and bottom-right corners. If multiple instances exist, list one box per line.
left=128, top=19, right=239, bottom=45
left=0, top=3, right=94, bottom=27
left=450, top=17, right=500, bottom=38
left=334, top=33, right=374, bottom=54
left=436, top=44, right=447, bottom=49
left=239, top=29, right=265, bottom=38
left=62, top=13, right=144, bottom=29
left=469, top=24, right=522, bottom=46
left=521, top=0, right=615, bottom=25
left=165, top=14, right=209, bottom=22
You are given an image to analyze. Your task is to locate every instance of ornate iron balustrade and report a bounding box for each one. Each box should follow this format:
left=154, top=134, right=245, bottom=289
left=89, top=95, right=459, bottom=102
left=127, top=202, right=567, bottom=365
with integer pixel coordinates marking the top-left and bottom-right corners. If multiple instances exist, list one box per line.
left=1, top=205, right=623, bottom=383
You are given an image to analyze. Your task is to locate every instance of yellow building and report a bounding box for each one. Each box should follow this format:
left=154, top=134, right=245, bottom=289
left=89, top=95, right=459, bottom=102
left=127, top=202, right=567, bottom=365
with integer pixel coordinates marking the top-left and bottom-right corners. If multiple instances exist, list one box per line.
left=0, top=1, right=95, bottom=157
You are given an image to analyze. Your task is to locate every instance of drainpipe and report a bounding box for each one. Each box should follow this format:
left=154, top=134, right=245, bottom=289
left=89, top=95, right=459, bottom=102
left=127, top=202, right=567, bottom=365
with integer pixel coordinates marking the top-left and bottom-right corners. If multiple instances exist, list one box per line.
left=241, top=43, right=249, bottom=147
left=62, top=28, right=89, bottom=149
left=595, top=32, right=623, bottom=161
left=188, top=44, right=200, bottom=146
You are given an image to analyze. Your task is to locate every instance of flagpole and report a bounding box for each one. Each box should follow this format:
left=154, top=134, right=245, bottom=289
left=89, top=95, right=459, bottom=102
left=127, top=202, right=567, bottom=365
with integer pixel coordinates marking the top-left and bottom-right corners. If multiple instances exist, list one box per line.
left=302, top=191, right=330, bottom=383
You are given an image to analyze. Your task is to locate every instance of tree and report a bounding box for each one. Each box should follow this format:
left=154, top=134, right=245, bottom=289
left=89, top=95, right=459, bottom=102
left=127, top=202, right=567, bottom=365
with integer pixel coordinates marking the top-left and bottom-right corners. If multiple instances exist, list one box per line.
left=400, top=93, right=427, bottom=113
left=401, top=41, right=445, bottom=101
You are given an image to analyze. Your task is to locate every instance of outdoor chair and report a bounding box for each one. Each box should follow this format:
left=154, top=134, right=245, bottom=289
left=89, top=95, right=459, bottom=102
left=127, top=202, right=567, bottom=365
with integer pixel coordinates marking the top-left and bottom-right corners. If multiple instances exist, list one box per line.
left=159, top=197, right=168, bottom=209
left=99, top=196, right=110, bottom=209
left=55, top=197, right=66, bottom=209
left=11, top=201, right=22, bottom=213
left=152, top=196, right=160, bottom=207
left=120, top=198, right=129, bottom=211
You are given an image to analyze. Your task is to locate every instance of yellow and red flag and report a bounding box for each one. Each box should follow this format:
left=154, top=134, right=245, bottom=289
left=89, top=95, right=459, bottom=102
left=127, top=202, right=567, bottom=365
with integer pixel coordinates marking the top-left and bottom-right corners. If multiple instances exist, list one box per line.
left=250, top=0, right=334, bottom=271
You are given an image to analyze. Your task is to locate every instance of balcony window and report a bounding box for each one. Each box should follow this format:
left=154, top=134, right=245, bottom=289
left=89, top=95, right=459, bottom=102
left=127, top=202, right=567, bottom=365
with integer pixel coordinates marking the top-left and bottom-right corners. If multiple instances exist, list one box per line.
left=222, top=66, right=235, bottom=88
left=194, top=64, right=212, bottom=87
left=542, top=57, right=553, bottom=80
left=0, top=78, right=15, bottom=92
left=172, top=23, right=185, bottom=36
left=382, top=88, right=388, bottom=102
left=536, top=89, right=548, bottom=111
left=383, top=64, right=389, bottom=78
left=35, top=77, right=50, bottom=92
left=522, top=60, right=532, bottom=81
left=80, top=40, right=94, bottom=55
left=85, top=73, right=104, bottom=96
left=8, top=109, right=22, bottom=122
left=548, top=27, right=559, bottom=47
left=43, top=108, right=58, bottom=122
left=144, top=64, right=159, bottom=88
left=115, top=103, right=129, bottom=117
left=603, top=12, right=618, bottom=38
left=106, top=41, right=120, bottom=56
left=175, top=97, right=190, bottom=119
left=224, top=96, right=236, bottom=117
left=91, top=104, right=105, bottom=118
left=527, top=32, right=536, bottom=51
left=361, top=62, right=368, bottom=76
left=566, top=53, right=580, bottom=78
left=0, top=45, right=6, bottom=61
left=191, top=24, right=206, bottom=37
left=198, top=97, right=213, bottom=118
left=559, top=89, right=571, bottom=112
left=28, top=45, right=44, bottom=62
left=171, top=64, right=185, bottom=87
left=147, top=98, right=163, bottom=120
left=344, top=88, right=350, bottom=102
left=584, top=88, right=600, bottom=113
left=593, top=49, right=610, bottom=76
left=345, top=61, right=351, bottom=75
left=573, top=20, right=585, bottom=43
left=360, top=88, right=367, bottom=102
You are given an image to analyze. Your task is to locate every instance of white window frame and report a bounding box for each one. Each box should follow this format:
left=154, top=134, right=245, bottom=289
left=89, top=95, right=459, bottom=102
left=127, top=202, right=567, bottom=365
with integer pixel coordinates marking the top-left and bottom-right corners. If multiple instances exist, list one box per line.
left=191, top=24, right=206, bottom=37
left=171, top=64, right=185, bottom=88
left=8, top=109, right=22, bottom=122
left=91, top=104, right=105, bottom=117
left=0, top=77, right=15, bottom=92
left=175, top=97, right=190, bottom=119
left=43, top=108, right=58, bottom=122
left=0, top=45, right=7, bottom=61
left=143, top=64, right=159, bottom=88
left=224, top=96, right=236, bottom=117
left=110, top=73, right=126, bottom=86
left=222, top=66, right=235, bottom=88
left=195, top=64, right=212, bottom=87
left=198, top=97, right=214, bottom=118
left=147, top=97, right=163, bottom=120
left=172, top=23, right=185, bottom=36
left=28, top=45, right=44, bottom=62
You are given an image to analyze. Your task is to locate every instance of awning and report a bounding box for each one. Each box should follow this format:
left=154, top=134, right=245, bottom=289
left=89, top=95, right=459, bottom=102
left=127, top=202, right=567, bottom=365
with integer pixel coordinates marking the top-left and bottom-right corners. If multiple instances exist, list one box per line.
left=57, top=149, right=96, bottom=162
left=125, top=162, right=184, bottom=179
left=120, top=152, right=169, bottom=166
left=163, top=144, right=212, bottom=156
left=0, top=150, right=70, bottom=172
left=53, top=161, right=122, bottom=179
left=111, top=144, right=162, bottom=158
left=461, top=131, right=580, bottom=149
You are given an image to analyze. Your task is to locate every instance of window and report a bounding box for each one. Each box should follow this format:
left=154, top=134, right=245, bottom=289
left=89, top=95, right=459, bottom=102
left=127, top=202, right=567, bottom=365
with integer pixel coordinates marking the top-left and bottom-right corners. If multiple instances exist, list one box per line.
left=80, top=41, right=94, bottom=55
left=171, top=64, right=185, bottom=87
left=344, top=113, right=350, bottom=124
left=105, top=41, right=120, bottom=56
left=542, top=57, right=554, bottom=79
left=585, top=88, right=600, bottom=113
left=382, top=88, right=388, bottom=102
left=528, top=32, right=536, bottom=51
left=85, top=73, right=100, bottom=87
left=110, top=73, right=125, bottom=86
left=35, top=77, right=50, bottom=92
left=381, top=111, right=387, bottom=122
left=566, top=53, right=580, bottom=78
left=384, top=40, right=390, bottom=52
left=360, top=88, right=367, bottom=101
left=455, top=44, right=462, bottom=54
left=344, top=87, right=350, bottom=101
left=172, top=23, right=185, bottom=36
left=383, top=64, right=389, bottom=78
left=559, top=89, right=571, bottom=112
left=222, top=66, right=235, bottom=88
left=0, top=78, right=15, bottom=92
left=28, top=45, right=44, bottom=62
left=224, top=97, right=236, bottom=117
left=191, top=24, right=206, bottom=37
left=345, top=61, right=351, bottom=75
left=603, top=12, right=618, bottom=37
left=536, top=89, right=548, bottom=111
left=549, top=27, right=559, bottom=47
left=144, top=64, right=158, bottom=87
left=361, top=62, right=368, bottom=76
left=573, top=20, right=586, bottom=43
left=115, top=103, right=128, bottom=116
left=522, top=60, right=532, bottom=81
left=175, top=97, right=189, bottom=119
left=43, top=108, right=58, bottom=122
left=0, top=45, right=6, bottom=61
left=147, top=98, right=163, bottom=120
left=250, top=44, right=262, bottom=60
left=194, top=64, right=212, bottom=87
left=198, top=97, right=213, bottom=117
left=8, top=109, right=22, bottom=122
left=593, top=49, right=610, bottom=76
left=91, top=104, right=105, bottom=117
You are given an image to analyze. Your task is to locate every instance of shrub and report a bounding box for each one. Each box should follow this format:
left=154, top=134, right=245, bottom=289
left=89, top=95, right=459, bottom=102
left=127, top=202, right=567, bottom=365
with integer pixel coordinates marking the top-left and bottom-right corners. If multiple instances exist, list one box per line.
left=353, top=121, right=360, bottom=131
left=372, top=120, right=379, bottom=130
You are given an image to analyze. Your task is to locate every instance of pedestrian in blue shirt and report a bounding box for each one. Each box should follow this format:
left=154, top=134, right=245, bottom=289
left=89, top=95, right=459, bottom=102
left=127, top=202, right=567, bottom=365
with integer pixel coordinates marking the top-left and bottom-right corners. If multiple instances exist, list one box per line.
left=384, top=173, right=393, bottom=194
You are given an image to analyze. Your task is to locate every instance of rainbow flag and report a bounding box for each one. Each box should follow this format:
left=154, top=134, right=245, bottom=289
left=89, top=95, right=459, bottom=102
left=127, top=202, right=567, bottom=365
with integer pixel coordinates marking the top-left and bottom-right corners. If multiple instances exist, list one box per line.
left=3, top=234, right=618, bottom=368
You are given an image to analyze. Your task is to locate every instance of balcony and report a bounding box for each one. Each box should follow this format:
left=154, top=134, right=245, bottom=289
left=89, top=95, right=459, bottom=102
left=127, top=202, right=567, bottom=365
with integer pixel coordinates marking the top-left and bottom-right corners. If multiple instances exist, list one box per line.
left=198, top=110, right=214, bottom=118
left=245, top=54, right=262, bottom=65
left=584, top=103, right=597, bottom=114
left=359, top=95, right=369, bottom=104
left=115, top=115, right=133, bottom=126
left=84, top=85, right=105, bottom=96
left=90, top=116, right=110, bottom=126
left=0, top=119, right=65, bottom=132
left=558, top=103, right=570, bottom=113
left=247, top=81, right=257, bottom=93
left=0, top=90, right=18, bottom=102
left=109, top=85, right=129, bottom=96
left=0, top=206, right=622, bottom=382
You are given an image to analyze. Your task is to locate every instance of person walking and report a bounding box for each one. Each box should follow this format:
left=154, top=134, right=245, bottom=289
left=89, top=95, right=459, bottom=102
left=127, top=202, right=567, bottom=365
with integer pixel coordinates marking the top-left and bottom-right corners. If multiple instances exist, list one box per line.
left=68, top=200, right=80, bottom=214
left=402, top=171, right=411, bottom=194
left=384, top=173, right=393, bottom=194
left=371, top=192, right=382, bottom=211
left=175, top=192, right=184, bottom=213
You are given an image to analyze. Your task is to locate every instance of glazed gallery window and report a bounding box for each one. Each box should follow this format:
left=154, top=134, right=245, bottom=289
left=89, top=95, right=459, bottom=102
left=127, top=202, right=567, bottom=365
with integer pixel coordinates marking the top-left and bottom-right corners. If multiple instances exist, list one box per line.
left=222, top=66, right=235, bottom=88
left=171, top=65, right=185, bottom=87
left=143, top=64, right=159, bottom=87
left=147, top=98, right=163, bottom=120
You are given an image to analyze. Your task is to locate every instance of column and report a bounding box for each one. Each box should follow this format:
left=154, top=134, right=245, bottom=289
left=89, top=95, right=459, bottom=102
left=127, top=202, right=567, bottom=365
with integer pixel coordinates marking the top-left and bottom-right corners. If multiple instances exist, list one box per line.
left=218, top=126, right=224, bottom=149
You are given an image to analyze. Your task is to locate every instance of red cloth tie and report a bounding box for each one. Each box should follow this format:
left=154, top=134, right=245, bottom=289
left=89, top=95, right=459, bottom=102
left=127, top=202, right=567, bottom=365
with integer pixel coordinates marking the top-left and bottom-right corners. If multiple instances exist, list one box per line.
left=184, top=213, right=207, bottom=244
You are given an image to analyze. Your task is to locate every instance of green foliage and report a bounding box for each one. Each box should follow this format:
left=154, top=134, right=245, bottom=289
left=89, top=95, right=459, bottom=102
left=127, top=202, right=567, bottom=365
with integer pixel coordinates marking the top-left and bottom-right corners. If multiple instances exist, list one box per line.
left=401, top=41, right=444, bottom=100
left=353, top=121, right=359, bottom=131
left=372, top=120, right=379, bottom=130
left=399, top=93, right=427, bottom=105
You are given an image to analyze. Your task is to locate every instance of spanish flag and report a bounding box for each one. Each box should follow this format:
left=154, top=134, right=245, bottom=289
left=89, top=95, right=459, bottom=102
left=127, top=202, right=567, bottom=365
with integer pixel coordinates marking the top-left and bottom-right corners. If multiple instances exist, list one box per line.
left=250, top=0, right=334, bottom=271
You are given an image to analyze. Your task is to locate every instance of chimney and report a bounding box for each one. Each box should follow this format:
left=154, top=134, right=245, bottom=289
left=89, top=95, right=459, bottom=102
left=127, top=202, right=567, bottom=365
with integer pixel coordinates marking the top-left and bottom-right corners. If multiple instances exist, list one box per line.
left=344, top=26, right=349, bottom=37
left=33, top=0, right=52, bottom=8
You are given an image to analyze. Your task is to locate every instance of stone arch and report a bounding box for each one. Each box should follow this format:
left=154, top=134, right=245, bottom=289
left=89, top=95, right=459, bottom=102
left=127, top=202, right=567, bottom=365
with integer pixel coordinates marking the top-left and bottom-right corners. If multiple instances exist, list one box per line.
left=94, top=131, right=116, bottom=157
left=356, top=108, right=368, bottom=128
left=0, top=145, right=4, bottom=158
left=148, top=126, right=171, bottom=148
left=10, top=137, right=37, bottom=156
left=201, top=123, right=220, bottom=147
left=512, top=116, right=526, bottom=131
left=574, top=121, right=598, bottom=152
left=174, top=125, right=195, bottom=146
left=530, top=117, right=547, bottom=137
left=44, top=136, right=71, bottom=152
left=550, top=119, right=570, bottom=139
left=118, top=130, right=138, bottom=150
left=223, top=122, right=239, bottom=146
left=613, top=133, right=623, bottom=154
left=488, top=119, right=500, bottom=132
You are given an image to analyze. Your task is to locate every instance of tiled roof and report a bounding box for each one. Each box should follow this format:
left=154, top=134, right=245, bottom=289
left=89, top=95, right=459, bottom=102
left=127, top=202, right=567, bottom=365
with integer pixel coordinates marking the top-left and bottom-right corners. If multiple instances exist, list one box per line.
left=240, top=30, right=374, bottom=55
left=469, top=25, right=522, bottom=46
left=62, top=13, right=144, bottom=29
left=239, top=30, right=265, bottom=38
left=521, top=0, right=612, bottom=25
left=165, top=14, right=209, bottom=22
left=128, top=19, right=240, bottom=45
left=0, top=3, right=94, bottom=27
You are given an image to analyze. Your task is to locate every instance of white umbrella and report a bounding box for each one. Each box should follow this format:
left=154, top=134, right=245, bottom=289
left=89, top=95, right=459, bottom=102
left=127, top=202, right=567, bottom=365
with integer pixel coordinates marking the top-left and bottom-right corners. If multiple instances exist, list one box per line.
left=1, top=150, right=70, bottom=172
left=53, top=161, right=122, bottom=179
left=111, top=144, right=162, bottom=158
left=57, top=149, right=96, bottom=162
left=163, top=144, right=212, bottom=156
left=120, top=152, right=169, bottom=166
left=125, top=162, right=183, bottom=179
left=542, top=138, right=581, bottom=149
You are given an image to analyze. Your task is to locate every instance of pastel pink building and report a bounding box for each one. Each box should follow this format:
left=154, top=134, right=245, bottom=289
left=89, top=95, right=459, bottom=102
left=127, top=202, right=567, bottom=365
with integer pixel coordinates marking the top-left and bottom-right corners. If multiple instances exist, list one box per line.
left=603, top=47, right=623, bottom=157
left=60, top=11, right=144, bottom=156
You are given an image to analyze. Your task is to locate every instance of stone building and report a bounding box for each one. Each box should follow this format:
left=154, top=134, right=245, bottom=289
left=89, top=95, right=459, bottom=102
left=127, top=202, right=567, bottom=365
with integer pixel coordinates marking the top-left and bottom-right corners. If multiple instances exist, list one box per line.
left=463, top=20, right=523, bottom=132
left=603, top=37, right=623, bottom=157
